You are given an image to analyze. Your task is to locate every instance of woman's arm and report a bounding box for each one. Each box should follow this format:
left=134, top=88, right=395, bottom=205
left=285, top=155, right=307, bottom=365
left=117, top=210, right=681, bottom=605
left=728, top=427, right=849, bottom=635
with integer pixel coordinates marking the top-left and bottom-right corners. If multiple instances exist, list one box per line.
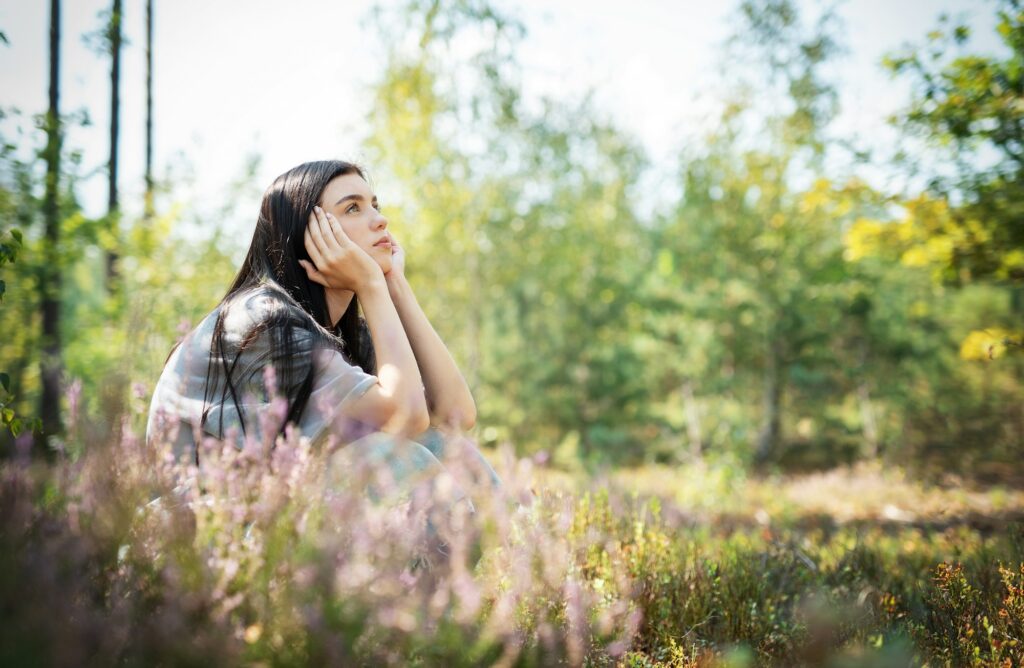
left=301, top=207, right=429, bottom=437
left=385, top=271, right=477, bottom=432
left=356, top=280, right=432, bottom=436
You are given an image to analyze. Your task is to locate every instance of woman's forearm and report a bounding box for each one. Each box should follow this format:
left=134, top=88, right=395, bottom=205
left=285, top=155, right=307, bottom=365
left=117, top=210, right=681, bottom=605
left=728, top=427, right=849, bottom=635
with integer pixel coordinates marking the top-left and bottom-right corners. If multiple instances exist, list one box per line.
left=357, top=279, right=429, bottom=431
left=386, top=273, right=476, bottom=431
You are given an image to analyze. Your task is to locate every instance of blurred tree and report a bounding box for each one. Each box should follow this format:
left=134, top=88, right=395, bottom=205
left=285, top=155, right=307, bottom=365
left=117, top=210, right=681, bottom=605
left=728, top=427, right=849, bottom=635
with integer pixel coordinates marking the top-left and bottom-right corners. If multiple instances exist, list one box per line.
left=39, top=0, right=62, bottom=451
left=837, top=1, right=1024, bottom=467
left=848, top=1, right=1024, bottom=357
left=0, top=205, right=27, bottom=438
left=656, top=0, right=854, bottom=465
left=144, top=0, right=153, bottom=219
left=884, top=1, right=1024, bottom=285
left=364, top=0, right=651, bottom=462
left=105, top=0, right=122, bottom=288
left=0, top=30, right=30, bottom=440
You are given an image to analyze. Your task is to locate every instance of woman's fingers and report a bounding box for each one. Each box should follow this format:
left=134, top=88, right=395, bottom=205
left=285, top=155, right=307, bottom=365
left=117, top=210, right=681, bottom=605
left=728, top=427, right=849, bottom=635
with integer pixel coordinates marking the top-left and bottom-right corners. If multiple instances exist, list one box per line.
left=304, top=226, right=324, bottom=266
left=306, top=209, right=329, bottom=256
left=324, top=211, right=351, bottom=247
left=312, top=206, right=346, bottom=256
left=314, top=207, right=334, bottom=249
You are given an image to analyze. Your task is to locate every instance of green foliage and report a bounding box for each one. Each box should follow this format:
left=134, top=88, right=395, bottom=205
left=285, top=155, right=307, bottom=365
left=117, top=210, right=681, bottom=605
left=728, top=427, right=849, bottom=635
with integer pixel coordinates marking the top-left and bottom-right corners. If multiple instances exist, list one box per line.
left=315, top=0, right=1024, bottom=467
left=919, top=561, right=1024, bottom=665
left=364, top=0, right=652, bottom=460
left=882, top=1, right=1024, bottom=288
left=0, top=156, right=38, bottom=438
left=4, top=0, right=1024, bottom=472
left=0, top=110, right=242, bottom=450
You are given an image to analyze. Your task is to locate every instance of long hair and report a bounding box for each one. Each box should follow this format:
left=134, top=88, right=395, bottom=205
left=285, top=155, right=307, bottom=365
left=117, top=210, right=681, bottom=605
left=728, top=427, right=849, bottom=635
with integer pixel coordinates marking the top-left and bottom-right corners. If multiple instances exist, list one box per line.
left=196, top=160, right=377, bottom=453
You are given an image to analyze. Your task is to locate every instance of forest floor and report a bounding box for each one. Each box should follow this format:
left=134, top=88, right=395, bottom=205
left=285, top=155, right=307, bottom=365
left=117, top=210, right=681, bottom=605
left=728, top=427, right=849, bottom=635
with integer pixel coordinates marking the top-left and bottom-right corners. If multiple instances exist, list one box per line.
left=533, top=458, right=1024, bottom=533
left=522, top=457, right=1024, bottom=666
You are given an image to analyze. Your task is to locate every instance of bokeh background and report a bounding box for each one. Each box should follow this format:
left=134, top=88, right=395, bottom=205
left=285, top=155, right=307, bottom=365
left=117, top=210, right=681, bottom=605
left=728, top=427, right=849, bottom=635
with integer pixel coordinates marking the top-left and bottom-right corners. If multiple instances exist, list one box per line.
left=3, top=1, right=1024, bottom=665
left=3, top=0, right=1021, bottom=475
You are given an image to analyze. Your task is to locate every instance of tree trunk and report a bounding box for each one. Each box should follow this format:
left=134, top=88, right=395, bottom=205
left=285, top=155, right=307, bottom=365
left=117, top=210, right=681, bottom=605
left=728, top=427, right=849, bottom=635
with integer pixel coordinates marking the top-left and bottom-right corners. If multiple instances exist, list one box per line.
left=39, top=0, right=62, bottom=452
left=754, top=336, right=783, bottom=465
left=466, top=204, right=480, bottom=392
left=571, top=357, right=595, bottom=462
left=105, top=0, right=122, bottom=287
left=681, top=377, right=704, bottom=460
left=858, top=381, right=879, bottom=458
left=144, top=0, right=154, bottom=218
left=856, top=336, right=879, bottom=458
left=1012, top=287, right=1024, bottom=454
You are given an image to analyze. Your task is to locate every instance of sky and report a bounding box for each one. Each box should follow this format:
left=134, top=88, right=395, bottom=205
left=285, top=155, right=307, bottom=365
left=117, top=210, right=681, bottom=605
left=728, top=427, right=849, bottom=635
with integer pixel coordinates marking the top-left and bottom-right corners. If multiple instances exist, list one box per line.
left=0, top=0, right=1004, bottom=233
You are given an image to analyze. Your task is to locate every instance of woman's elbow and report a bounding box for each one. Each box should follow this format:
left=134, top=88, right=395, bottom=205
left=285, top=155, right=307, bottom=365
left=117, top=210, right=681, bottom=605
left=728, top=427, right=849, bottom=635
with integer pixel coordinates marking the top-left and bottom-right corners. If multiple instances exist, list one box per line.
left=459, top=405, right=476, bottom=431
left=433, top=403, right=476, bottom=432
left=344, top=384, right=430, bottom=437
left=385, top=397, right=430, bottom=438
left=408, top=407, right=432, bottom=436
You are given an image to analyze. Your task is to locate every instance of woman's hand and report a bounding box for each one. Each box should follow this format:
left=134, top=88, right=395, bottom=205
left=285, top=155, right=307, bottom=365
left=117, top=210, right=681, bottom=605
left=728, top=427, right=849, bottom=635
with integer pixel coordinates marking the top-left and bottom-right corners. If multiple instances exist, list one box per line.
left=385, top=231, right=406, bottom=280
left=299, top=206, right=384, bottom=294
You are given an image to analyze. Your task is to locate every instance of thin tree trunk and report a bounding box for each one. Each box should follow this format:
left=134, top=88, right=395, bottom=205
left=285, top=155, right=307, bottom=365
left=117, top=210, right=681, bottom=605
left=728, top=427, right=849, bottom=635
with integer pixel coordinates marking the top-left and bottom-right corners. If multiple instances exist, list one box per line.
left=144, top=0, right=154, bottom=219
left=858, top=381, right=879, bottom=458
left=1012, top=287, right=1024, bottom=452
left=754, top=336, right=783, bottom=465
left=466, top=204, right=480, bottom=392
left=857, top=337, right=879, bottom=458
left=682, top=378, right=704, bottom=460
left=39, top=0, right=62, bottom=451
left=105, top=0, right=122, bottom=286
left=574, top=362, right=593, bottom=462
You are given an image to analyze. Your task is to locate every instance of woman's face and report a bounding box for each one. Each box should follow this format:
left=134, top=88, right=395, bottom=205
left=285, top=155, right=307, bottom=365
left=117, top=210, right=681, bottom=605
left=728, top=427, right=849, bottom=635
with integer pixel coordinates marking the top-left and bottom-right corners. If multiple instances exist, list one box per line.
left=318, top=172, right=393, bottom=274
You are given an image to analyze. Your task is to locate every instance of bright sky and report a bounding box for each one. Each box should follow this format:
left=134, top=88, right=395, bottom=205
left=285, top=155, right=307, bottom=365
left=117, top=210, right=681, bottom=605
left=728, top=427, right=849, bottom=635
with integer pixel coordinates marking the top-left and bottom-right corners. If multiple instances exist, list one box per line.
left=0, top=0, right=1002, bottom=231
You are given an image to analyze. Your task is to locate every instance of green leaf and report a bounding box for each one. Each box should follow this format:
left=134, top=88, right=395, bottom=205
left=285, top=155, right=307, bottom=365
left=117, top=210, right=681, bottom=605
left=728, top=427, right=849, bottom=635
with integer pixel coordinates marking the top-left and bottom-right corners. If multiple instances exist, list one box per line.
left=0, top=372, right=8, bottom=392
left=0, top=279, right=5, bottom=300
left=11, top=228, right=21, bottom=244
left=1, top=408, right=13, bottom=423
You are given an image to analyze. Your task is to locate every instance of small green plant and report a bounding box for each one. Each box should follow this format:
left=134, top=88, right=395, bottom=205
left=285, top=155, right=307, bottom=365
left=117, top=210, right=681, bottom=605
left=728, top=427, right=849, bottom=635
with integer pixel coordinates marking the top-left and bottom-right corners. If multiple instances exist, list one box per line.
left=0, top=227, right=39, bottom=438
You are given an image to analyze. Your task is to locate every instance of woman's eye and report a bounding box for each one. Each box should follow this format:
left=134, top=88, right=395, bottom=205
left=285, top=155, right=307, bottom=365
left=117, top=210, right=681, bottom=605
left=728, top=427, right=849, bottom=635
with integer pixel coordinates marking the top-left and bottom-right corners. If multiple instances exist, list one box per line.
left=346, top=203, right=359, bottom=214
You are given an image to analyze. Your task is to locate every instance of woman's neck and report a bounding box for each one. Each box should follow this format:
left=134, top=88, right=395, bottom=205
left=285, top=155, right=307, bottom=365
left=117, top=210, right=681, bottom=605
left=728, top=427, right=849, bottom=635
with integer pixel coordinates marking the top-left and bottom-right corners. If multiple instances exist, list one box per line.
left=325, top=288, right=355, bottom=327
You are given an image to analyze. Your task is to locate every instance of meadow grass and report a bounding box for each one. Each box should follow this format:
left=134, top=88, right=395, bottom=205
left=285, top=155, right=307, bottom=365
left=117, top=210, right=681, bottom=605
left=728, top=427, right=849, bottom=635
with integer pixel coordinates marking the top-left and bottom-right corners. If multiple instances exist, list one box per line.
left=2, top=426, right=1022, bottom=667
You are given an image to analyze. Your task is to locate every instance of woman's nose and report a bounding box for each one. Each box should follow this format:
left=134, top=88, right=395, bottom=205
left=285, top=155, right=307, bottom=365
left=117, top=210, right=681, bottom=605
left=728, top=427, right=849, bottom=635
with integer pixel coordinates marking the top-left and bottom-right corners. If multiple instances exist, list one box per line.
left=373, top=211, right=388, bottom=229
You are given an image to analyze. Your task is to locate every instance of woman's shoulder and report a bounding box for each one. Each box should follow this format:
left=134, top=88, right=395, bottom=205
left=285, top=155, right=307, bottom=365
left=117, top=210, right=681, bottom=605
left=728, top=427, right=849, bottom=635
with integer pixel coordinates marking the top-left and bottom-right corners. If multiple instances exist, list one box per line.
left=221, top=283, right=318, bottom=336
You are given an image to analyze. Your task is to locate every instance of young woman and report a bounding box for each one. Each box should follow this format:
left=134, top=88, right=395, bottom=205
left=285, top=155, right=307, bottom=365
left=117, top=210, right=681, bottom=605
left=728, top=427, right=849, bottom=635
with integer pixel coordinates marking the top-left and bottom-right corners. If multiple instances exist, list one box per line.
left=145, top=160, right=499, bottom=499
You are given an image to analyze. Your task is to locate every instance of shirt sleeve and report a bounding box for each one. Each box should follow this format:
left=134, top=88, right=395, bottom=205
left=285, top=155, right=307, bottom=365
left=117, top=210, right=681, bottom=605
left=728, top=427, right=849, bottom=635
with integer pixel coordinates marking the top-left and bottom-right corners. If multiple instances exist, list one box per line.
left=300, top=347, right=380, bottom=448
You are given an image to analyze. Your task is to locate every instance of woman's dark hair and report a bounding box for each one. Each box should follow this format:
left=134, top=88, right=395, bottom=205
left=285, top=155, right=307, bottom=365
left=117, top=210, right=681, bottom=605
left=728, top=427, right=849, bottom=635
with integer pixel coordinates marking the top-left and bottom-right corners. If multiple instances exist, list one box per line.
left=195, top=160, right=377, bottom=455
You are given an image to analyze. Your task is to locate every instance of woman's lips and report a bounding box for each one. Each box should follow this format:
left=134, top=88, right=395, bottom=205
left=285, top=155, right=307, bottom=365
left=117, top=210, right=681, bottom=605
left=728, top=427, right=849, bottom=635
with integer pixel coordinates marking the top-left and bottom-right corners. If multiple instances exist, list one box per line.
left=374, top=240, right=391, bottom=248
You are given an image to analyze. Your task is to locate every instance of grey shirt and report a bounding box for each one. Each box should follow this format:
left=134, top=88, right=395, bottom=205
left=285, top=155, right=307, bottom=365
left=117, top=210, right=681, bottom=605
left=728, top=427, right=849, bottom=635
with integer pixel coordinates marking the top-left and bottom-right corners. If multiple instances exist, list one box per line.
left=145, top=284, right=379, bottom=462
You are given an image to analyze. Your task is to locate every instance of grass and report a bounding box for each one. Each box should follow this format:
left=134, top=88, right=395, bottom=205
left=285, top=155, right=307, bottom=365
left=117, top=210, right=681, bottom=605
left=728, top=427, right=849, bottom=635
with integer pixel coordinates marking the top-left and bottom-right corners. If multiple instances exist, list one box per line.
left=2, top=429, right=1022, bottom=667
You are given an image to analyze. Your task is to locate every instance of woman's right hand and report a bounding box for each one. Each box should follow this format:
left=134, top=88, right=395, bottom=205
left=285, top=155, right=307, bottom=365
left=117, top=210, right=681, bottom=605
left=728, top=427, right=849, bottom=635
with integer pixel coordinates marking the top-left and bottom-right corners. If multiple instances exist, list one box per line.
left=299, top=206, right=384, bottom=293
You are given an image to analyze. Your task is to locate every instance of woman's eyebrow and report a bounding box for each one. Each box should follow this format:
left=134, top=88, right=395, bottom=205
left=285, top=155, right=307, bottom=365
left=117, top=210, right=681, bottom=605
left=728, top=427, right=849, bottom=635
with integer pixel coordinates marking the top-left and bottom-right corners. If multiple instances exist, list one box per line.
left=333, top=194, right=379, bottom=206
left=334, top=193, right=364, bottom=206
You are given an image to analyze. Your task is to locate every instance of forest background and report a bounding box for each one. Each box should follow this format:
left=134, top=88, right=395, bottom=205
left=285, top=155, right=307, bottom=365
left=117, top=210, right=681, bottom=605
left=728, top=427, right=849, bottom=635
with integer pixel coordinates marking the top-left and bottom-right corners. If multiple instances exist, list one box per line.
left=2, top=0, right=1022, bottom=476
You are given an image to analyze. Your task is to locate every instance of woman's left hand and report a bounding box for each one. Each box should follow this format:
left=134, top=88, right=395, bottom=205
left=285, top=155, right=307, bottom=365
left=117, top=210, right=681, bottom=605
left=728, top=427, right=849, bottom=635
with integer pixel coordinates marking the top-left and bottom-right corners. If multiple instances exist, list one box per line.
left=385, top=231, right=406, bottom=280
